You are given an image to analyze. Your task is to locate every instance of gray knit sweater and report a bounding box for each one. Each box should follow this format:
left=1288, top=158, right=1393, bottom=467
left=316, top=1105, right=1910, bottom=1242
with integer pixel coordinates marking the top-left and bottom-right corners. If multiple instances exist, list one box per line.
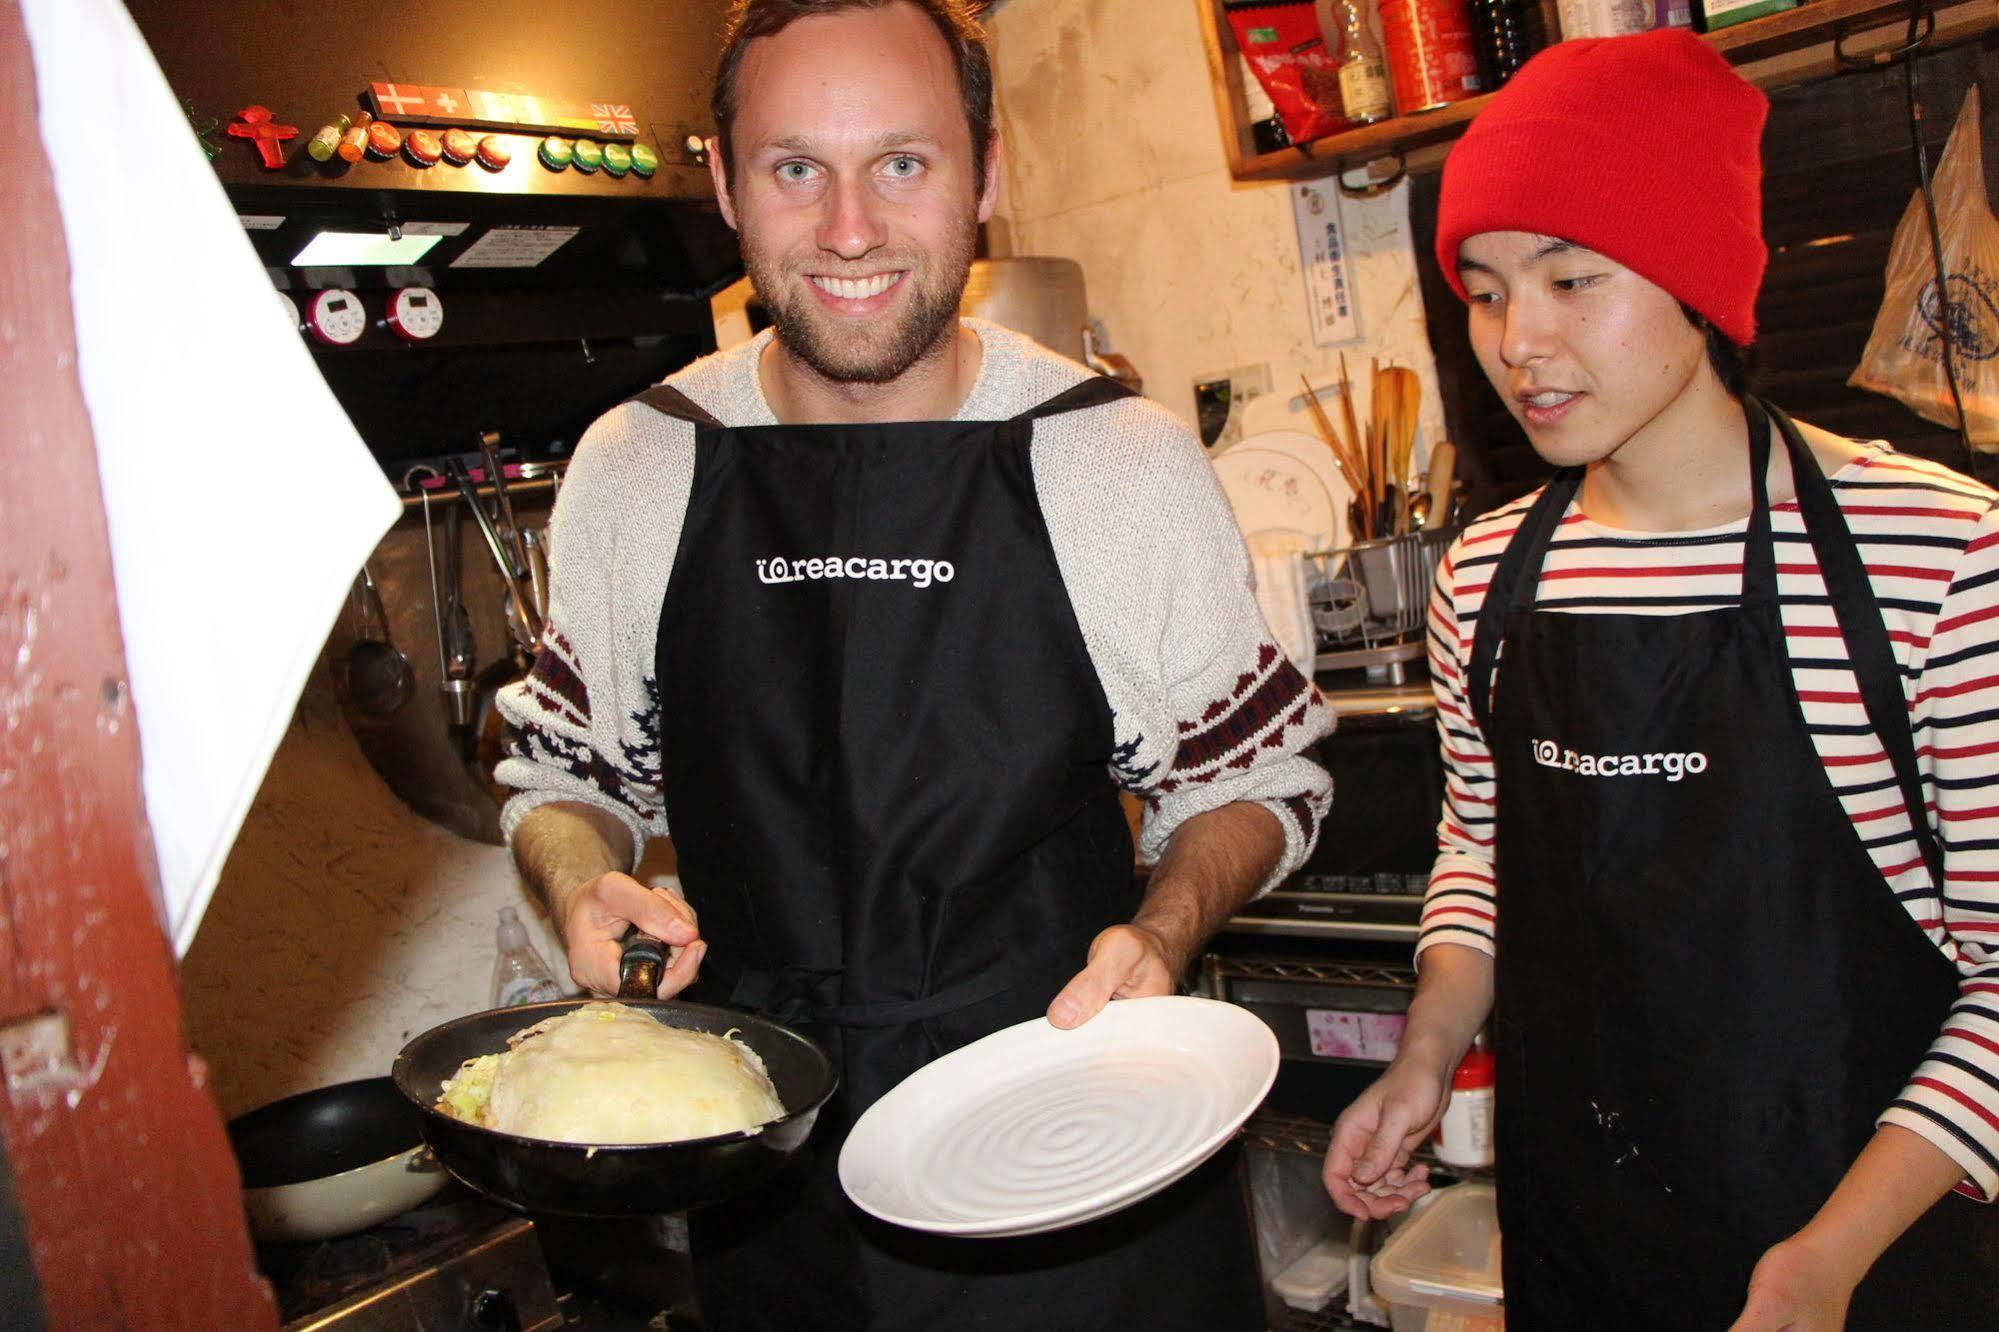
left=495, top=319, right=1333, bottom=886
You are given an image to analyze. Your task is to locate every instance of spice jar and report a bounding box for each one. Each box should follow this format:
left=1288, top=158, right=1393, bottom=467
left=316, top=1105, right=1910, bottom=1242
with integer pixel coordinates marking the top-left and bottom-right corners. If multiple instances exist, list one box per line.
left=1434, top=1045, right=1496, bottom=1167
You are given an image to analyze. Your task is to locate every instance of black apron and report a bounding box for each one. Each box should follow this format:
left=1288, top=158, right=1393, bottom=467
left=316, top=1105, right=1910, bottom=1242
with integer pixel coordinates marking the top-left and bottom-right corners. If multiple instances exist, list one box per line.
left=1468, top=396, right=1999, bottom=1330
left=636, top=378, right=1264, bottom=1332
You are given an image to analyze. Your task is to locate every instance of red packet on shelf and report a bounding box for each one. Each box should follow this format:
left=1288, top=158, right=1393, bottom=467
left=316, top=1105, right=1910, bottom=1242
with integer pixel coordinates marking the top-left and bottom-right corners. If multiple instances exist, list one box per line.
left=1226, top=0, right=1353, bottom=147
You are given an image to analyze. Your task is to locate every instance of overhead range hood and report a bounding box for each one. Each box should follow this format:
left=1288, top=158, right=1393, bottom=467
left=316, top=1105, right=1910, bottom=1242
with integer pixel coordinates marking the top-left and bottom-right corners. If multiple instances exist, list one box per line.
left=125, top=0, right=741, bottom=485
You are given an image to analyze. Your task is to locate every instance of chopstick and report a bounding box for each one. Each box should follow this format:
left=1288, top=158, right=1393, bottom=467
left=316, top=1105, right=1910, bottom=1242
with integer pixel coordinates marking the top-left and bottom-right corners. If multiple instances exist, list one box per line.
left=1299, top=374, right=1363, bottom=497
left=1295, top=357, right=1425, bottom=542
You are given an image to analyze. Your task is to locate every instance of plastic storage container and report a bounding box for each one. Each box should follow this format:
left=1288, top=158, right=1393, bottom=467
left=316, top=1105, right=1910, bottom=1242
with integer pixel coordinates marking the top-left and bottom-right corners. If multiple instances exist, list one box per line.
left=1369, top=1181, right=1504, bottom=1331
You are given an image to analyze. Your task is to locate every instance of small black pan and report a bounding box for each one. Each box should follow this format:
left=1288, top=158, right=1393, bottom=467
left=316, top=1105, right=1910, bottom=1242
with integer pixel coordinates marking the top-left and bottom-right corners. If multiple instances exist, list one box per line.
left=391, top=932, right=836, bottom=1218
left=227, top=1077, right=448, bottom=1242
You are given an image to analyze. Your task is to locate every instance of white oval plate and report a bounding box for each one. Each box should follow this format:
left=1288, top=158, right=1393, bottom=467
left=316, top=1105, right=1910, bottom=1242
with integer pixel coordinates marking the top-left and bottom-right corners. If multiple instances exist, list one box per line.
left=1212, top=443, right=1342, bottom=551
left=838, top=995, right=1278, bottom=1238
left=1235, top=429, right=1353, bottom=551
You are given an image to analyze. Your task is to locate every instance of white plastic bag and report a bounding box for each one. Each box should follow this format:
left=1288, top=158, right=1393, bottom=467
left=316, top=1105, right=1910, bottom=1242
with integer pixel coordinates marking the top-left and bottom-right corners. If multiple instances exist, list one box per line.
left=1849, top=86, right=1999, bottom=449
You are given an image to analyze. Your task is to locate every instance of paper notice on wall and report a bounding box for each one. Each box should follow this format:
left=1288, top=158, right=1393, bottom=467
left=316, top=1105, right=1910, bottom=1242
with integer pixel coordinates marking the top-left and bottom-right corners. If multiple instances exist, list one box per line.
left=1292, top=181, right=1362, bottom=348
left=1307, top=1009, right=1406, bottom=1061
left=451, top=225, right=581, bottom=268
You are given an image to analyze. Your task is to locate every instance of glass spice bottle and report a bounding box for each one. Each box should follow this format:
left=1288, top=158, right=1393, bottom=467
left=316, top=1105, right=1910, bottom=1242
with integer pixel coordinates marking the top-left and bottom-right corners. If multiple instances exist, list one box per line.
left=1321, top=0, right=1394, bottom=126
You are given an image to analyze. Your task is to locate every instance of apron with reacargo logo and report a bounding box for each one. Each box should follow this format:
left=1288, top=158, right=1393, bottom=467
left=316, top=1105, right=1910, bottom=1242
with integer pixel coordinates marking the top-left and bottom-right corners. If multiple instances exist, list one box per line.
left=1467, top=396, right=1999, bottom=1329
left=633, top=378, right=1264, bottom=1331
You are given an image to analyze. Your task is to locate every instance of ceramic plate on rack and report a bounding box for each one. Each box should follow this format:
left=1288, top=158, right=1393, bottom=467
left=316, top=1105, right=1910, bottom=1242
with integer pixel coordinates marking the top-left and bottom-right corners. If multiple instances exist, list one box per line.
left=838, top=996, right=1278, bottom=1238
left=1232, top=429, right=1354, bottom=548
left=1212, top=430, right=1349, bottom=551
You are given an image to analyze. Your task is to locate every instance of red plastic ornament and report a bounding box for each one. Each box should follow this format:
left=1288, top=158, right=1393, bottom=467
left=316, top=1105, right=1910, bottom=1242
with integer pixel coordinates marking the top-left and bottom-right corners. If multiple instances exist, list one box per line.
left=226, top=105, right=298, bottom=170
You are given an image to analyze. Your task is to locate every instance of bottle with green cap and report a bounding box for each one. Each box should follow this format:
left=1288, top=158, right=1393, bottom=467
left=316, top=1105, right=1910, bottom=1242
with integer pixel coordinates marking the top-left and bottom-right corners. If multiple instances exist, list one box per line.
left=306, top=114, right=351, bottom=163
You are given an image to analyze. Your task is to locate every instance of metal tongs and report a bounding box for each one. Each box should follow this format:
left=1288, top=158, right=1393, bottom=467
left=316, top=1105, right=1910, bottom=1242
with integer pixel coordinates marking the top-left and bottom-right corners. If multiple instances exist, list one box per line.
left=446, top=431, right=543, bottom=658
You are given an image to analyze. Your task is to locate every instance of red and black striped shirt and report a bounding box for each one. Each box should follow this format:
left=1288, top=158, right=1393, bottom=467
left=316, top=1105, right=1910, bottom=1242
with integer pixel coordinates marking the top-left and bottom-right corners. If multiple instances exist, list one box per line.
left=1422, top=445, right=1999, bottom=1200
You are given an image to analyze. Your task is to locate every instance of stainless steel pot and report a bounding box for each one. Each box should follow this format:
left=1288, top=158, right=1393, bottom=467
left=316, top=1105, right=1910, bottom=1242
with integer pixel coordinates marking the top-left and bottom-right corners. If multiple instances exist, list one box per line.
left=959, top=258, right=1090, bottom=362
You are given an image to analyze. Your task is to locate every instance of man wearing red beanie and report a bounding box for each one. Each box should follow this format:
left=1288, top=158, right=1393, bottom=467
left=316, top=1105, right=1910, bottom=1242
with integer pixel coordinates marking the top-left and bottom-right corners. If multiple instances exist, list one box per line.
left=1323, top=28, right=1999, bottom=1332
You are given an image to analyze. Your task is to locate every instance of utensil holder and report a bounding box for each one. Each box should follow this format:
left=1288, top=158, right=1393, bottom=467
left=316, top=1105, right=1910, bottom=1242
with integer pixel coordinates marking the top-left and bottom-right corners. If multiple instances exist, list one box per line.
left=1308, top=527, right=1457, bottom=678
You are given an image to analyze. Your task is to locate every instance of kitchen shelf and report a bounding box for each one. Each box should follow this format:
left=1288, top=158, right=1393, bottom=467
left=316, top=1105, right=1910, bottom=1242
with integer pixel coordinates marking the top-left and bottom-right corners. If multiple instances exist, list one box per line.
left=1209, top=955, right=1419, bottom=989
left=1196, top=0, right=1999, bottom=182
left=1242, top=1109, right=1341, bottom=1156
left=1270, top=1301, right=1372, bottom=1331
left=1241, top=1110, right=1496, bottom=1181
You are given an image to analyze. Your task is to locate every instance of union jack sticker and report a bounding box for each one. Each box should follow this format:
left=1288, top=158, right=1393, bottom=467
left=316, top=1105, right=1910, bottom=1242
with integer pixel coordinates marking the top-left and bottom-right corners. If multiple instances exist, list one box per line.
left=593, top=103, right=639, bottom=135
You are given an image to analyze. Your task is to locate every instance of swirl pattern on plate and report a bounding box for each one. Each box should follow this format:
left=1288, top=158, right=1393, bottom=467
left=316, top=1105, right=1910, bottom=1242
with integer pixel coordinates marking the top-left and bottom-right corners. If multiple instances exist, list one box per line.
left=906, top=1053, right=1229, bottom=1220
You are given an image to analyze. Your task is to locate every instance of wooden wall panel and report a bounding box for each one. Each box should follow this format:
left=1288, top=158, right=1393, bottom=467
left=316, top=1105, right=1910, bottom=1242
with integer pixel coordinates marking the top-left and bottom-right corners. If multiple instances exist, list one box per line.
left=0, top=6, right=275, bottom=1327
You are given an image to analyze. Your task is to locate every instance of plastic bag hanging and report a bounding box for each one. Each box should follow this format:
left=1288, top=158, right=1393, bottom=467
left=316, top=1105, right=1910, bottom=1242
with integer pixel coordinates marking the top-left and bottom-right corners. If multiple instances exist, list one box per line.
left=1849, top=86, right=1999, bottom=450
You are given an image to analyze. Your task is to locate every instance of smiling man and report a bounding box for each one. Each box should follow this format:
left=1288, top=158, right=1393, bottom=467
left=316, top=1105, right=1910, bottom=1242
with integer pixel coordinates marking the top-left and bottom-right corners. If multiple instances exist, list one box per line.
left=494, top=2, right=1331, bottom=1327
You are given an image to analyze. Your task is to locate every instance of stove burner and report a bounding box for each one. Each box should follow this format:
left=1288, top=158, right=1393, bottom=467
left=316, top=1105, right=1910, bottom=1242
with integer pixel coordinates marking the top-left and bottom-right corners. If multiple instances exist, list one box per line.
left=255, top=1188, right=516, bottom=1321
left=254, top=1186, right=700, bottom=1329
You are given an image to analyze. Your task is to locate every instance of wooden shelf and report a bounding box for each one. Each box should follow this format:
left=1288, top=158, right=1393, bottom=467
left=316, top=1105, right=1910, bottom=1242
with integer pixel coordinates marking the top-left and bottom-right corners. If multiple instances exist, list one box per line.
left=1198, top=0, right=1999, bottom=183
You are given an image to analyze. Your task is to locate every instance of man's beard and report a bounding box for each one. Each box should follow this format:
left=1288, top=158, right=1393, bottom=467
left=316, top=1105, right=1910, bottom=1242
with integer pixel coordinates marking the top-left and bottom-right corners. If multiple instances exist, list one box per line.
left=748, top=223, right=976, bottom=386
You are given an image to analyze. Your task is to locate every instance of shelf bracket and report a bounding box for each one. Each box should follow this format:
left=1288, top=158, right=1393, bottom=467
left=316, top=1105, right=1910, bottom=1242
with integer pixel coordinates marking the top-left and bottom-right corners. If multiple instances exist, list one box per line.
left=1336, top=152, right=1406, bottom=199
left=1831, top=0, right=1934, bottom=66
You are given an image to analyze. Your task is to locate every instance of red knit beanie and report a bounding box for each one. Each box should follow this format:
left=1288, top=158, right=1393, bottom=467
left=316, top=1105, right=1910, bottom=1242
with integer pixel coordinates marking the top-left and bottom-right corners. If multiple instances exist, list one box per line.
left=1434, top=29, right=1768, bottom=347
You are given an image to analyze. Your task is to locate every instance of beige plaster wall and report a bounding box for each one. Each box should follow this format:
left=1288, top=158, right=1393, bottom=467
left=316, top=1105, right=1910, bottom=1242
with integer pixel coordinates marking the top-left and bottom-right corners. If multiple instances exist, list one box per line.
left=986, top=0, right=1450, bottom=460
left=177, top=515, right=673, bottom=1120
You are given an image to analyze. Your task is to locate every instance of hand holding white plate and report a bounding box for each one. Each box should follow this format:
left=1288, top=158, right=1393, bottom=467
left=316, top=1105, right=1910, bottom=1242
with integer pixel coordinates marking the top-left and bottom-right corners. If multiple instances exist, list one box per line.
left=838, top=995, right=1278, bottom=1238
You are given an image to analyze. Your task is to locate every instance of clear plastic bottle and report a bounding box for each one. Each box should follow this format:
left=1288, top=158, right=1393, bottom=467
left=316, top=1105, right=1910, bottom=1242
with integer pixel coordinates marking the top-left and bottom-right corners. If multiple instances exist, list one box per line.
left=492, top=906, right=562, bottom=1007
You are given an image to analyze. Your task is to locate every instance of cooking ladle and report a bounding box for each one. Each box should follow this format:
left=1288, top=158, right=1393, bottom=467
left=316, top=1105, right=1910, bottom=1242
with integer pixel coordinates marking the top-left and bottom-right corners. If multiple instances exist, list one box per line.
left=344, top=564, right=416, bottom=717
left=447, top=457, right=543, bottom=657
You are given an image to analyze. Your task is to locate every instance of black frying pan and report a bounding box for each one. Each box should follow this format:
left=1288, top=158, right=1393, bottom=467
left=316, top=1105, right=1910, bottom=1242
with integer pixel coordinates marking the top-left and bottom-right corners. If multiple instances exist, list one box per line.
left=227, top=1077, right=447, bottom=1242
left=391, top=932, right=836, bottom=1218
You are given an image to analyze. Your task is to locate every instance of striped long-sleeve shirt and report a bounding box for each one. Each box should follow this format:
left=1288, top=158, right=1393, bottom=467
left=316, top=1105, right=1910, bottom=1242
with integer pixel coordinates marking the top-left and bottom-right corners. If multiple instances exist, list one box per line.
left=1419, top=442, right=1999, bottom=1200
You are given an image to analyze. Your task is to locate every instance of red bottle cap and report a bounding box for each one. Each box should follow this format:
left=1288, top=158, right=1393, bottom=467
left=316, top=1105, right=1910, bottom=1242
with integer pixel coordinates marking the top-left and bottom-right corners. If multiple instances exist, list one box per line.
left=475, top=135, right=513, bottom=171
left=366, top=121, right=403, bottom=157
left=404, top=129, right=443, bottom=166
left=440, top=129, right=478, bottom=165
left=1452, top=1048, right=1496, bottom=1090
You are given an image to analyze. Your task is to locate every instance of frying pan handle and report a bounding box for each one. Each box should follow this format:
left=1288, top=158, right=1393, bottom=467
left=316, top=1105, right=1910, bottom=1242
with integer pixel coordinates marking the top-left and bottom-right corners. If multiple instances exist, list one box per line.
left=618, top=925, right=667, bottom=999
left=470, top=1288, right=522, bottom=1331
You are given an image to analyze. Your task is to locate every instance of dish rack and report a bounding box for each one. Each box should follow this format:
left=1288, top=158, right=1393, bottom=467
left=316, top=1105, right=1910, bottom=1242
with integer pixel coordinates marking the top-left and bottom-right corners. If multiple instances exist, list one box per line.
left=1308, top=527, right=1456, bottom=682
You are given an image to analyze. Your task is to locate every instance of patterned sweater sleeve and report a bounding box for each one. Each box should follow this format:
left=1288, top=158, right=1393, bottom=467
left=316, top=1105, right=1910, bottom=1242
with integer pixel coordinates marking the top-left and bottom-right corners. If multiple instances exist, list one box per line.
left=1418, top=528, right=1501, bottom=958
left=1122, top=419, right=1335, bottom=892
left=493, top=405, right=683, bottom=863
left=1032, top=395, right=1332, bottom=895
left=1881, top=499, right=1999, bottom=1201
